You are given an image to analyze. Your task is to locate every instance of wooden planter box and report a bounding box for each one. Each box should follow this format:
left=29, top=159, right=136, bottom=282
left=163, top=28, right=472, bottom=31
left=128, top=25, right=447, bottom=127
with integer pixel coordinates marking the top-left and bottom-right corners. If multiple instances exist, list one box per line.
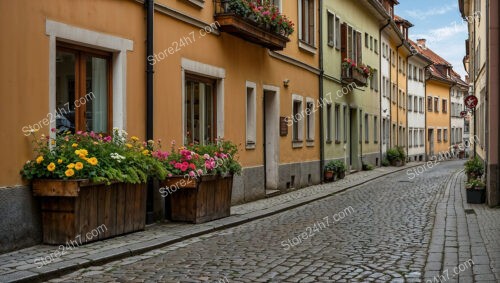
left=341, top=66, right=368, bottom=86
left=162, top=175, right=233, bottom=224
left=324, top=171, right=335, bottom=182
left=466, top=188, right=486, bottom=204
left=33, top=179, right=146, bottom=245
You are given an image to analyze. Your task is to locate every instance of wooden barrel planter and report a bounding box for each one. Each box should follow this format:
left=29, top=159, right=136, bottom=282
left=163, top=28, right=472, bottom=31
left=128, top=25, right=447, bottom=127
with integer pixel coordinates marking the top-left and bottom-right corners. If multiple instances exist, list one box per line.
left=33, top=179, right=146, bottom=245
left=162, top=174, right=233, bottom=224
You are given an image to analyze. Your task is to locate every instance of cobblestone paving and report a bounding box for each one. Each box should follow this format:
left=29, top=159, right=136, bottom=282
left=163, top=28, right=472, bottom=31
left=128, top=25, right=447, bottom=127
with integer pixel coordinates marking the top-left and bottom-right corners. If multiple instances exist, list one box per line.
left=48, top=162, right=466, bottom=283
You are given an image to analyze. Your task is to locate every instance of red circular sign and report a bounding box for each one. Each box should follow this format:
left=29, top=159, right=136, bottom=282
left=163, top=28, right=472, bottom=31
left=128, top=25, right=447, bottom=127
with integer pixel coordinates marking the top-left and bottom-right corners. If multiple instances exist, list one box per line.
left=465, top=95, right=478, bottom=109
left=460, top=110, right=468, bottom=118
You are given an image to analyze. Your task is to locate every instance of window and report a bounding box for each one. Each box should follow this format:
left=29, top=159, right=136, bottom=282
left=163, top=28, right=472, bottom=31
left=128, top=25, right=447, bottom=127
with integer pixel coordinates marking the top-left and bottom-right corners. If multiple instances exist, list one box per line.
left=327, top=12, right=334, bottom=46
left=343, top=106, right=348, bottom=143
left=414, top=66, right=417, bottom=80
left=326, top=104, right=332, bottom=142
left=292, top=96, right=304, bottom=142
left=434, top=97, right=439, bottom=112
left=185, top=75, right=216, bottom=145
left=335, top=104, right=340, bottom=142
left=451, top=128, right=455, bottom=144
left=427, top=97, right=433, bottom=111
left=442, top=99, right=447, bottom=113
left=443, top=129, right=448, bottom=142
left=408, top=95, right=413, bottom=111
left=370, top=69, right=378, bottom=91
left=370, top=36, right=373, bottom=50
left=420, top=129, right=424, bottom=146
left=419, top=68, right=424, bottom=82
left=299, top=0, right=315, bottom=47
left=398, top=90, right=402, bottom=108
left=437, top=129, right=442, bottom=142
left=398, top=56, right=402, bottom=72
left=364, top=114, right=369, bottom=142
left=409, top=128, right=413, bottom=148
left=391, top=50, right=395, bottom=66
left=414, top=96, right=418, bottom=113
left=420, top=97, right=424, bottom=113
left=402, top=59, right=406, bottom=76
left=408, top=64, right=412, bottom=79
left=271, top=0, right=281, bottom=10
left=365, top=33, right=369, bottom=48
left=382, top=42, right=386, bottom=58
left=392, top=84, right=397, bottom=103
left=306, top=99, right=315, bottom=141
left=414, top=129, right=419, bottom=147
left=56, top=45, right=111, bottom=134
left=342, top=24, right=362, bottom=64
left=374, top=39, right=378, bottom=54
left=334, top=16, right=340, bottom=49
left=246, top=83, right=256, bottom=148
left=386, top=79, right=390, bottom=98
left=381, top=76, right=386, bottom=96
left=374, top=116, right=378, bottom=143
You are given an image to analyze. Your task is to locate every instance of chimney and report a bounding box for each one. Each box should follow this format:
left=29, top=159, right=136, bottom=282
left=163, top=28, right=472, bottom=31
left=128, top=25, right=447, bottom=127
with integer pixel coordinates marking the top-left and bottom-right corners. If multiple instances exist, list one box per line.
left=417, top=38, right=427, bottom=49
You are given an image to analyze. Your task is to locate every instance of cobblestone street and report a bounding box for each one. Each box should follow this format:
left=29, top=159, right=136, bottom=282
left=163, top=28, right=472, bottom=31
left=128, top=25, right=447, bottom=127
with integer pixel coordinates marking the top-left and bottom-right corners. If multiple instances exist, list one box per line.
left=43, top=161, right=499, bottom=283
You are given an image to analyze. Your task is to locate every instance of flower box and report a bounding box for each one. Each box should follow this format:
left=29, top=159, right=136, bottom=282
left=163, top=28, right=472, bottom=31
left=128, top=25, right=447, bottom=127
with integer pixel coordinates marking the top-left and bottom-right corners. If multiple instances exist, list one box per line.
left=163, top=175, right=233, bottom=224
left=33, top=179, right=146, bottom=245
left=341, top=65, right=368, bottom=86
left=466, top=187, right=486, bottom=204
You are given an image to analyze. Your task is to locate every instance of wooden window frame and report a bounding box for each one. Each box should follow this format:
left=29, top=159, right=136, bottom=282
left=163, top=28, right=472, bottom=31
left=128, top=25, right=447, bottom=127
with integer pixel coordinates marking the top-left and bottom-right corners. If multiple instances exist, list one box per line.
left=56, top=42, right=113, bottom=134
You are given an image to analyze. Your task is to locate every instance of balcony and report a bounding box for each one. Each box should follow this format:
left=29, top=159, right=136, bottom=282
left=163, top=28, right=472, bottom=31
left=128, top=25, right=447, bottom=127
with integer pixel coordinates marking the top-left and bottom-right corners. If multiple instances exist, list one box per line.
left=341, top=65, right=368, bottom=87
left=213, top=0, right=292, bottom=51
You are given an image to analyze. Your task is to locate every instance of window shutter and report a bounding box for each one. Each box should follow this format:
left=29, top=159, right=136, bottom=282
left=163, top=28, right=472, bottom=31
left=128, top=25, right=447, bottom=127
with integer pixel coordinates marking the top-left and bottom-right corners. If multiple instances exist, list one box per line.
left=356, top=31, right=362, bottom=64
left=341, top=23, right=347, bottom=60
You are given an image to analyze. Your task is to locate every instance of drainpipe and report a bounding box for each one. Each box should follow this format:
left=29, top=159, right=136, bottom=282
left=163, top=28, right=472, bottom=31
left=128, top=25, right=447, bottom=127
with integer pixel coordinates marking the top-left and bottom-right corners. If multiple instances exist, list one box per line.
left=397, top=43, right=403, bottom=148
left=145, top=0, right=154, bottom=224
left=319, top=0, right=325, bottom=181
left=472, top=3, right=477, bottom=157
left=379, top=20, right=390, bottom=161
left=406, top=53, right=414, bottom=160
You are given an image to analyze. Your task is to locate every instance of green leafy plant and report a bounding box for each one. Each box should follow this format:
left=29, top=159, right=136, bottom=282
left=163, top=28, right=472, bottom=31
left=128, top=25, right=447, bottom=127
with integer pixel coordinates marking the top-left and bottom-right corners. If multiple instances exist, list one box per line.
left=381, top=159, right=390, bottom=167
left=20, top=128, right=167, bottom=184
left=464, top=156, right=484, bottom=178
left=362, top=163, right=374, bottom=171
left=466, top=178, right=485, bottom=190
left=324, top=161, right=336, bottom=172
left=386, top=148, right=400, bottom=163
left=332, top=160, right=347, bottom=173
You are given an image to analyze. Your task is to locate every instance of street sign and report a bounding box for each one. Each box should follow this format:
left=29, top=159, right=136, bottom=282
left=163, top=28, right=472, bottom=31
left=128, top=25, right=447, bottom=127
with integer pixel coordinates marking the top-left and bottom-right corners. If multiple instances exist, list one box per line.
left=465, top=95, right=478, bottom=109
left=460, top=110, right=468, bottom=118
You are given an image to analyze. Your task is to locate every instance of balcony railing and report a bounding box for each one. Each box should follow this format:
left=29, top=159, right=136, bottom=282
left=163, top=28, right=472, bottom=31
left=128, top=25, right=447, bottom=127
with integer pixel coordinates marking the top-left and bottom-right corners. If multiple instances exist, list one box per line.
left=341, top=65, right=368, bottom=87
left=213, top=0, right=291, bottom=51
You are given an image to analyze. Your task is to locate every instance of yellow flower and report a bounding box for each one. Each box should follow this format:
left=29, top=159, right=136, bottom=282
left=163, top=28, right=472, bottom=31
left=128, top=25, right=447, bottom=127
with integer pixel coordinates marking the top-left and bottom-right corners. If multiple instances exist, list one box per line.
left=87, top=157, right=98, bottom=166
left=72, top=143, right=78, bottom=148
left=75, top=149, right=88, bottom=157
left=125, top=143, right=132, bottom=148
left=131, top=136, right=139, bottom=141
left=142, top=149, right=149, bottom=156
left=57, top=159, right=63, bottom=164
left=51, top=140, right=56, bottom=145
left=67, top=163, right=75, bottom=169
left=47, top=162, right=56, bottom=172
left=79, top=154, right=87, bottom=159
left=65, top=169, right=75, bottom=177
left=75, top=162, right=84, bottom=170
left=36, top=156, right=44, bottom=164
left=93, top=141, right=99, bottom=145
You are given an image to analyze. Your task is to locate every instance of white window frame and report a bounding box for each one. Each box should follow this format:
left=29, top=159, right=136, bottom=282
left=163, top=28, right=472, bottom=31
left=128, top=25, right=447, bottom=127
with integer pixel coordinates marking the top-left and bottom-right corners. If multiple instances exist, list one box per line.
left=298, top=0, right=317, bottom=51
left=245, top=81, right=257, bottom=149
left=305, top=97, right=315, bottom=144
left=292, top=94, right=304, bottom=146
left=46, top=20, right=133, bottom=139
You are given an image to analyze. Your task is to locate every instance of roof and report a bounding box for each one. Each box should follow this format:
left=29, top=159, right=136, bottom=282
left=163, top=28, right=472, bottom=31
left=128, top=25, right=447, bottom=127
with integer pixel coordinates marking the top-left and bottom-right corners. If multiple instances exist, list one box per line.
left=409, top=39, right=457, bottom=84
left=394, top=15, right=414, bottom=27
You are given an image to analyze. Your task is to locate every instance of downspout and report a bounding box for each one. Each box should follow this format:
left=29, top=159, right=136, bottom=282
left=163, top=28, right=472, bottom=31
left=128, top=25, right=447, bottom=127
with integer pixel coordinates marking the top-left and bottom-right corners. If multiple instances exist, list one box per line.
left=319, top=0, right=325, bottom=181
left=472, top=3, right=477, bottom=157
left=379, top=20, right=390, bottom=160
left=406, top=52, right=414, bottom=160
left=397, top=42, right=403, bottom=147
left=145, top=0, right=154, bottom=224
left=423, top=62, right=432, bottom=161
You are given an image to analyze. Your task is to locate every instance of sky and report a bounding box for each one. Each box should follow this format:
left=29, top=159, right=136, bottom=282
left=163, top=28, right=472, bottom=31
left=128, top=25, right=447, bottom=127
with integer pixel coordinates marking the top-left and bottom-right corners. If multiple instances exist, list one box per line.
left=396, top=0, right=468, bottom=79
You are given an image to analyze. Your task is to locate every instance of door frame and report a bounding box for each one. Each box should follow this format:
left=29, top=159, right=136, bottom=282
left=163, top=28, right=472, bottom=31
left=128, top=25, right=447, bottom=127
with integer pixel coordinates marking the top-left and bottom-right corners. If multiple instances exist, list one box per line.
left=263, top=85, right=280, bottom=189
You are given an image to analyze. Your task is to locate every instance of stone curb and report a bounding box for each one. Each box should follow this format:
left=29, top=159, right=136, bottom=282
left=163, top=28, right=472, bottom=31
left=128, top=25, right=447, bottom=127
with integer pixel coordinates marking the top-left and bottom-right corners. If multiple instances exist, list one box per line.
left=4, top=162, right=425, bottom=283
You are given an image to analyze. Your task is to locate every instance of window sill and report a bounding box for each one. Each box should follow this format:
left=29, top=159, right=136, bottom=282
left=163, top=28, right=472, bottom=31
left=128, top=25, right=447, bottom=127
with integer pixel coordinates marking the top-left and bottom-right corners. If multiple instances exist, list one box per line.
left=306, top=140, right=315, bottom=147
left=327, top=42, right=334, bottom=48
left=245, top=141, right=256, bottom=150
left=292, top=140, right=303, bottom=148
left=335, top=140, right=341, bottom=144
left=182, top=0, right=204, bottom=8
left=374, top=141, right=378, bottom=144
left=365, top=141, right=369, bottom=144
left=326, top=140, right=333, bottom=144
left=298, top=41, right=317, bottom=54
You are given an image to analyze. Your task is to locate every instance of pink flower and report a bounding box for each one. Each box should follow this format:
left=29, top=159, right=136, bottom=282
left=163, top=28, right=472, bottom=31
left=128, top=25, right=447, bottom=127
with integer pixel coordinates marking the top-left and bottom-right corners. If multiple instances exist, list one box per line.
left=189, top=163, right=196, bottom=170
left=180, top=162, right=189, bottom=172
left=76, top=131, right=83, bottom=135
left=189, top=171, right=196, bottom=177
left=197, top=169, right=204, bottom=176
left=168, top=173, right=172, bottom=177
left=203, top=154, right=210, bottom=160
left=174, top=163, right=182, bottom=169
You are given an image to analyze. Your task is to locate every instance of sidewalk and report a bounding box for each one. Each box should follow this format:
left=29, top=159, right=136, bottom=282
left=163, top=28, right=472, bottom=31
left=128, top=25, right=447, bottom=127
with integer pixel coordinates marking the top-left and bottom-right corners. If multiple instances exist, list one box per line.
left=0, top=162, right=422, bottom=283
left=424, top=170, right=500, bottom=282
